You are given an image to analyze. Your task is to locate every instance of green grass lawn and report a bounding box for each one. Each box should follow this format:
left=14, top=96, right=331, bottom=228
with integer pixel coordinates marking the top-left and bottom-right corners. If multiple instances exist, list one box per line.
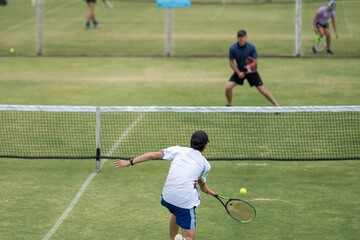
left=1, top=159, right=359, bottom=239
left=1, top=57, right=360, bottom=106
left=1, top=0, right=360, bottom=56
left=0, top=56, right=359, bottom=239
left=0, top=0, right=360, bottom=239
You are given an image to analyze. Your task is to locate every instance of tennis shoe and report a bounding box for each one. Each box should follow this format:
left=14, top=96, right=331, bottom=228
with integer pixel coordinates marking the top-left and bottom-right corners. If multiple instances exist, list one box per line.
left=94, top=21, right=100, bottom=29
left=85, top=23, right=91, bottom=31
left=174, top=234, right=184, bottom=240
left=312, top=47, right=317, bottom=54
left=326, top=49, right=334, bottom=55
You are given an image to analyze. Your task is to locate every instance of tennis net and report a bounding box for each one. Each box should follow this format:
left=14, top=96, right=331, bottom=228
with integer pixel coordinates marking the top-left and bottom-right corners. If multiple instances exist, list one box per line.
left=0, top=105, right=359, bottom=164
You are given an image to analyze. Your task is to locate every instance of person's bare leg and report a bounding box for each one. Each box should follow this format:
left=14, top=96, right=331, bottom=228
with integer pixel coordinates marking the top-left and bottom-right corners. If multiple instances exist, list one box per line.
left=318, top=27, right=325, bottom=38
left=87, top=3, right=95, bottom=23
left=169, top=214, right=180, bottom=240
left=225, top=81, right=237, bottom=106
left=324, top=28, right=331, bottom=50
left=256, top=85, right=279, bottom=106
left=182, top=229, right=195, bottom=240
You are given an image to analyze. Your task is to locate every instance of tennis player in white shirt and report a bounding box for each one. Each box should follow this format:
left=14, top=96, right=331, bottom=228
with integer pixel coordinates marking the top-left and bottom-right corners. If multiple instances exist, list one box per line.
left=113, top=130, right=216, bottom=240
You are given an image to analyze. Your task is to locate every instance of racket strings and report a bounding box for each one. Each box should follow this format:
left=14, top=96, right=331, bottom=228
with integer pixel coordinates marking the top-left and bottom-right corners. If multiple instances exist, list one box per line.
left=315, top=35, right=326, bottom=52
left=227, top=200, right=255, bottom=222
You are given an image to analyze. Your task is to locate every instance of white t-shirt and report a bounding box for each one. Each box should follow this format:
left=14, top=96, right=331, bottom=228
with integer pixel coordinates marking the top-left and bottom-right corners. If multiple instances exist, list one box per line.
left=161, top=146, right=211, bottom=209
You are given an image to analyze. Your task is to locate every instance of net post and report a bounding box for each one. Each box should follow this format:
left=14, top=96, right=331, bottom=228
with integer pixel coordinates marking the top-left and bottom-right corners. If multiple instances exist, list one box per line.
left=95, top=106, right=101, bottom=172
left=165, top=7, right=173, bottom=57
left=295, top=0, right=302, bottom=57
left=36, top=0, right=43, bottom=56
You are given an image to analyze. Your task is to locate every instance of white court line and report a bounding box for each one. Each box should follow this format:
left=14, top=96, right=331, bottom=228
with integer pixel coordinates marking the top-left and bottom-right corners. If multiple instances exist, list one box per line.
left=341, top=0, right=353, bottom=36
left=104, top=114, right=144, bottom=166
left=42, top=172, right=97, bottom=240
left=43, top=114, right=144, bottom=240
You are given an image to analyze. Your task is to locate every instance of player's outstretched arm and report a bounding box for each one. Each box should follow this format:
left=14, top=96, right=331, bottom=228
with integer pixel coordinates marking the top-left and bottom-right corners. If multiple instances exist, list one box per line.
left=331, top=18, right=339, bottom=38
left=113, top=151, right=164, bottom=168
left=198, top=179, right=216, bottom=196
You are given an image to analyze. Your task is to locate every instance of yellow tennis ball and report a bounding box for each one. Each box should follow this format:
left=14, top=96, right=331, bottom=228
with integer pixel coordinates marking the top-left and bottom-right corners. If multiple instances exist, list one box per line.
left=240, top=188, right=247, bottom=195
left=9, top=48, right=15, bottom=53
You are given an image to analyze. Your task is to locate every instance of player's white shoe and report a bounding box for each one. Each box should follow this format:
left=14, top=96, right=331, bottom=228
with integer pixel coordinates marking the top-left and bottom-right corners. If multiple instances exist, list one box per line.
left=174, top=234, right=184, bottom=240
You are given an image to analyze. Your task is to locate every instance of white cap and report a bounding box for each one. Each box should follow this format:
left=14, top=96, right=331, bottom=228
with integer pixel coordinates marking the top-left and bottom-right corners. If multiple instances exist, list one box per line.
left=328, top=0, right=336, bottom=9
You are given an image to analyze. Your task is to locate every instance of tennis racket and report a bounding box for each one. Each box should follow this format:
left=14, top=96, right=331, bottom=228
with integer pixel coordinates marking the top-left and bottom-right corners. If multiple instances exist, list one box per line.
left=244, top=56, right=257, bottom=73
left=102, top=0, right=113, bottom=9
left=314, top=34, right=326, bottom=53
left=214, top=194, right=256, bottom=223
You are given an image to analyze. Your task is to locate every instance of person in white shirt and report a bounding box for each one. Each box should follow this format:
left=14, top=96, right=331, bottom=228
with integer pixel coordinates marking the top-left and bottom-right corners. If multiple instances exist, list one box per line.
left=113, top=130, right=216, bottom=240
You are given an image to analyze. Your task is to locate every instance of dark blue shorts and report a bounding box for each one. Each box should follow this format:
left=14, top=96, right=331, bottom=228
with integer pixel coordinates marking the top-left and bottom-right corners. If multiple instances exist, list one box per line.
left=161, top=198, right=196, bottom=230
left=229, top=72, right=263, bottom=87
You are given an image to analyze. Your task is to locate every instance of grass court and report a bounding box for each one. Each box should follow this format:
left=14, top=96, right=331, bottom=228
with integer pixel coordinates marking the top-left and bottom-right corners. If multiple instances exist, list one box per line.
left=1, top=0, right=360, bottom=239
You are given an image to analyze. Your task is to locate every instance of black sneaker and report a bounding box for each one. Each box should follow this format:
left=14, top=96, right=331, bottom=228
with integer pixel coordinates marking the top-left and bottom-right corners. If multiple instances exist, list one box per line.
left=312, top=47, right=317, bottom=54
left=327, top=49, right=334, bottom=55
left=94, top=21, right=100, bottom=29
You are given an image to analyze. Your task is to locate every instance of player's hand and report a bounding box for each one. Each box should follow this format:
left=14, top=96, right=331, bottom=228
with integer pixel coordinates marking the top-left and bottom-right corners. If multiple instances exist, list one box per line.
left=199, top=184, right=216, bottom=196
left=206, top=190, right=217, bottom=196
left=113, top=159, right=131, bottom=168
left=237, top=71, right=245, bottom=78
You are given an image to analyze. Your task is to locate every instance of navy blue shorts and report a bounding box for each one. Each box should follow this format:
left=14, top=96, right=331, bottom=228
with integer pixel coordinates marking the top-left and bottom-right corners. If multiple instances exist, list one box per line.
left=316, top=22, right=329, bottom=29
left=161, top=198, right=196, bottom=230
left=229, top=72, right=263, bottom=87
